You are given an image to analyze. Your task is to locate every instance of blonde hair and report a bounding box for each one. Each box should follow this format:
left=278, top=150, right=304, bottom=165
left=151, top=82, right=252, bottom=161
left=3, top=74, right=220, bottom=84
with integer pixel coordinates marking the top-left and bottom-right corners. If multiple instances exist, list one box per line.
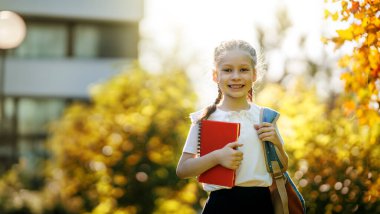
left=198, top=40, right=266, bottom=122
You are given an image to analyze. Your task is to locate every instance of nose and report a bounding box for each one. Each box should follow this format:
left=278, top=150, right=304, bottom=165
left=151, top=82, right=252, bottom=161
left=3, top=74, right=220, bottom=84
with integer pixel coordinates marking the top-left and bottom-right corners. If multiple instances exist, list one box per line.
left=231, top=70, right=241, bottom=79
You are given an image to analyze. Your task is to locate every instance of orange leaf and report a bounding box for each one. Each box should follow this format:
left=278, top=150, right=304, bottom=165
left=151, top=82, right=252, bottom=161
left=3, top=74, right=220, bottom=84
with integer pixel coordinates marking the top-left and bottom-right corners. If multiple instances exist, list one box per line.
left=367, top=33, right=377, bottom=46
left=343, top=100, right=356, bottom=111
left=350, top=1, right=360, bottom=13
left=374, top=18, right=380, bottom=27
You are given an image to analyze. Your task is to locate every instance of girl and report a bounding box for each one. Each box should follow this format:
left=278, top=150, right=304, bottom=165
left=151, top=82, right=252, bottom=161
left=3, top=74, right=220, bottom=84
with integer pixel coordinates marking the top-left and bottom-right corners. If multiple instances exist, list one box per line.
left=176, top=39, right=288, bottom=213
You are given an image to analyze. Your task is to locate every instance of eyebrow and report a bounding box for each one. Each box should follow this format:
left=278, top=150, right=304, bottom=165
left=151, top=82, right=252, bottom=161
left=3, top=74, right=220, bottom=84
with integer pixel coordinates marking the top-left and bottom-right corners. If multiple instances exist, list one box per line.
left=221, top=64, right=251, bottom=67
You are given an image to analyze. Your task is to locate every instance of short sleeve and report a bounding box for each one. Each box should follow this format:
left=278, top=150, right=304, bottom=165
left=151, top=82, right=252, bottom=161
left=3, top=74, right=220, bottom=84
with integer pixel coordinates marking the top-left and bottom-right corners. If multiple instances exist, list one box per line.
left=182, top=111, right=203, bottom=154
left=182, top=123, right=199, bottom=154
left=189, top=110, right=202, bottom=124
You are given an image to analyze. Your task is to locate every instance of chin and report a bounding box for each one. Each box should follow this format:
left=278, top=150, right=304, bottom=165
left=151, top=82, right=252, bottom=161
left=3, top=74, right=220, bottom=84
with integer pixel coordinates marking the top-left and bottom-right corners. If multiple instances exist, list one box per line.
left=227, top=93, right=247, bottom=99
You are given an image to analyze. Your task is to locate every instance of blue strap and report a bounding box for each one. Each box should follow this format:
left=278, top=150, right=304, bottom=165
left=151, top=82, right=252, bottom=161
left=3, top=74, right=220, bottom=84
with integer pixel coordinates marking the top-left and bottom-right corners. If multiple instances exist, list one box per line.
left=261, top=108, right=285, bottom=173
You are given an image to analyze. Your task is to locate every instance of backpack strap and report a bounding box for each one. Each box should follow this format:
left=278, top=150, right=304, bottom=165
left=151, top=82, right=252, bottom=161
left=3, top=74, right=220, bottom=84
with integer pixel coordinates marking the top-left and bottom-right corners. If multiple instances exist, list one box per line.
left=260, top=107, right=306, bottom=214
left=260, top=107, right=289, bottom=214
left=260, top=107, right=286, bottom=173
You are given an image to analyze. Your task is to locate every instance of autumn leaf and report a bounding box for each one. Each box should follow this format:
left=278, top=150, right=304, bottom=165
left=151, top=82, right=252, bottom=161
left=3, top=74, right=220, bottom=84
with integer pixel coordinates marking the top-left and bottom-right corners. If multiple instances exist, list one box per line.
left=325, top=0, right=380, bottom=125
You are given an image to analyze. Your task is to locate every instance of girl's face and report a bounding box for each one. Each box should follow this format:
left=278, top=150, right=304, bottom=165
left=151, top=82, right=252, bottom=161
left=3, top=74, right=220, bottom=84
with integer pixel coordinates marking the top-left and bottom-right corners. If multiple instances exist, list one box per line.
left=213, top=49, right=256, bottom=101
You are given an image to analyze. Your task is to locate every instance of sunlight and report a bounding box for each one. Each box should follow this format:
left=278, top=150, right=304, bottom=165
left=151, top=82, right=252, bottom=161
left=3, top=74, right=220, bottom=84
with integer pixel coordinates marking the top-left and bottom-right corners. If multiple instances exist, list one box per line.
left=140, top=0, right=336, bottom=107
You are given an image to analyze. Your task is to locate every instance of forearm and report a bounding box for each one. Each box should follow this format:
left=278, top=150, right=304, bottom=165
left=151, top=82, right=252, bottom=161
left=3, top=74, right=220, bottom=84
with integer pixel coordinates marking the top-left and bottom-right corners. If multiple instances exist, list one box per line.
left=275, top=143, right=288, bottom=170
left=176, top=151, right=219, bottom=179
left=274, top=124, right=289, bottom=170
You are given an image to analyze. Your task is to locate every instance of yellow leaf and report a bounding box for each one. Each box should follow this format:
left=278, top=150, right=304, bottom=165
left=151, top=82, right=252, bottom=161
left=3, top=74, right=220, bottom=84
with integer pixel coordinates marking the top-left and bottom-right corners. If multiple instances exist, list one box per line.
left=353, top=24, right=365, bottom=36
left=362, top=17, right=369, bottom=28
left=320, top=37, right=329, bottom=44
left=371, top=17, right=380, bottom=27
left=337, top=28, right=354, bottom=40
left=332, top=12, right=339, bottom=21
left=324, top=9, right=331, bottom=19
left=338, top=55, right=351, bottom=67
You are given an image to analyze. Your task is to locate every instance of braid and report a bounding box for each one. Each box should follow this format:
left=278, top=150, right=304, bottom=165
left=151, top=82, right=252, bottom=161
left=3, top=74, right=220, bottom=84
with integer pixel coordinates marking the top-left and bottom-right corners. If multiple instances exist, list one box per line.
left=247, top=88, right=253, bottom=102
left=198, top=87, right=222, bottom=122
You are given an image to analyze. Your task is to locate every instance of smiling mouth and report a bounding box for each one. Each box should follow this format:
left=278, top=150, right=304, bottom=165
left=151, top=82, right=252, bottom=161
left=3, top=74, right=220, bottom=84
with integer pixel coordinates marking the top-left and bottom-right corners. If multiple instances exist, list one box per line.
left=228, top=84, right=245, bottom=89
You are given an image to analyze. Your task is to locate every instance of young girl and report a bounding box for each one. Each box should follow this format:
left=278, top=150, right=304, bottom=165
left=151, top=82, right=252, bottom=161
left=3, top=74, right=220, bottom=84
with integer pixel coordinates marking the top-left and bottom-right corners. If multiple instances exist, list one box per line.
left=176, top=39, right=288, bottom=213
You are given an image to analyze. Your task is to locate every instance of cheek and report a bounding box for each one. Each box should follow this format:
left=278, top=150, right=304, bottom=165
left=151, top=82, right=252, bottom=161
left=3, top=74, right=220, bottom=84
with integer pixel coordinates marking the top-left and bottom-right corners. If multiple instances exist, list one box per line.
left=246, top=81, right=253, bottom=90
left=217, top=73, right=228, bottom=82
left=243, top=73, right=254, bottom=82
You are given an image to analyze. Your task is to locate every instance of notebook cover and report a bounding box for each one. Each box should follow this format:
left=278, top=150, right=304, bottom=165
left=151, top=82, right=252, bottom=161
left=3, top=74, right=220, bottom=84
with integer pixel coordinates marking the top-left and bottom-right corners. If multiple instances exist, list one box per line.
left=198, top=120, right=241, bottom=187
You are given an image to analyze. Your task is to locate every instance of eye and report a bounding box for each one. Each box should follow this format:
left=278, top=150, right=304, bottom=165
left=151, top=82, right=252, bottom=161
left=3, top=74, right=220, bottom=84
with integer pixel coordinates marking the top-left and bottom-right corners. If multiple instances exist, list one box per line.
left=222, top=68, right=232, bottom=72
left=240, top=68, right=249, bottom=72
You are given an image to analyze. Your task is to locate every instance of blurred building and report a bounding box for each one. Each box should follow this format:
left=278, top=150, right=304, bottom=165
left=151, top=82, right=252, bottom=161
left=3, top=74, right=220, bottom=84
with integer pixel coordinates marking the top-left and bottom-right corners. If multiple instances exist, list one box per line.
left=0, top=0, right=143, bottom=172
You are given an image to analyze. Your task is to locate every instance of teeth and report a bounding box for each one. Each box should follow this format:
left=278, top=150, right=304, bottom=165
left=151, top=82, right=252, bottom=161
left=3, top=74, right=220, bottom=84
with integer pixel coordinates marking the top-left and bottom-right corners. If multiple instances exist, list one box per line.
left=229, top=85, right=244, bottom=88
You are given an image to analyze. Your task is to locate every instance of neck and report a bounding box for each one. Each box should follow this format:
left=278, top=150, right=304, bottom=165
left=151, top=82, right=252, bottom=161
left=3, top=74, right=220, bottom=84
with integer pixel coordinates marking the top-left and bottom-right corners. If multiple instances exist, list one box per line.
left=218, top=97, right=250, bottom=111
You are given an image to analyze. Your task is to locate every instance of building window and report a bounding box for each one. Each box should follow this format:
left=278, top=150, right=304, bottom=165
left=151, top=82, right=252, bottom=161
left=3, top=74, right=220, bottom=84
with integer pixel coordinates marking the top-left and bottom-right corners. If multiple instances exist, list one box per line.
left=73, top=24, right=100, bottom=58
left=73, top=23, right=138, bottom=58
left=0, top=97, right=69, bottom=172
left=9, top=19, right=139, bottom=59
left=11, top=22, right=68, bottom=58
left=18, top=98, right=66, bottom=135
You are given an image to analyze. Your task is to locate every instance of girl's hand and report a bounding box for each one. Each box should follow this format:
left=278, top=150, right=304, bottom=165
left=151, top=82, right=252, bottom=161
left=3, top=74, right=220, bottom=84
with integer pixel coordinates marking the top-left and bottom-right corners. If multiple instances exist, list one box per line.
left=215, top=142, right=243, bottom=170
left=254, top=123, right=281, bottom=148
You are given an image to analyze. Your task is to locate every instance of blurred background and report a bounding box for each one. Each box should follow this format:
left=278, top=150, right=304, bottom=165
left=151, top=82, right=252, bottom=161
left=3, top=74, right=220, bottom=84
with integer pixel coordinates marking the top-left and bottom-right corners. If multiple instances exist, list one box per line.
left=0, top=0, right=379, bottom=213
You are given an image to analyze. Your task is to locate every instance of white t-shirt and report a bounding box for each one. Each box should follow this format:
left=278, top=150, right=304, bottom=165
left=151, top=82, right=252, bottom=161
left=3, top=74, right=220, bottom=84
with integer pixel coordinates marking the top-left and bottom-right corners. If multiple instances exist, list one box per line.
left=182, top=103, right=277, bottom=192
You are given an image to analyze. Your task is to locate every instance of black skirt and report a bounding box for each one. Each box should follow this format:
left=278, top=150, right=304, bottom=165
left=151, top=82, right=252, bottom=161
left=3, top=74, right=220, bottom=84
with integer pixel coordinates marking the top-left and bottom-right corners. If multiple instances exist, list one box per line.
left=202, top=186, right=274, bottom=214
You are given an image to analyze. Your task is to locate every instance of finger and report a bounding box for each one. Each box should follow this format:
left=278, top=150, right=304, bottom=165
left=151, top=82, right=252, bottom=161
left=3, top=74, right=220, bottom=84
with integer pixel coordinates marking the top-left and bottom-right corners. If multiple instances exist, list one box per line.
left=259, top=131, right=275, bottom=137
left=260, top=136, right=272, bottom=142
left=261, top=137, right=275, bottom=142
left=234, top=162, right=241, bottom=169
left=227, top=142, right=238, bottom=148
left=257, top=127, right=275, bottom=134
left=229, top=143, right=243, bottom=150
left=261, top=122, right=273, bottom=127
left=259, top=132, right=275, bottom=140
left=260, top=126, right=275, bottom=132
left=234, top=150, right=243, bottom=156
left=228, top=162, right=238, bottom=169
left=254, top=124, right=260, bottom=130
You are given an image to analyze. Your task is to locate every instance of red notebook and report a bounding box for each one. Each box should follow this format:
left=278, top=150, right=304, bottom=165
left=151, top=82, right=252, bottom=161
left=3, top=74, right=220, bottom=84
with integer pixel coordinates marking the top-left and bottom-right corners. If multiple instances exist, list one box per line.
left=197, top=120, right=241, bottom=187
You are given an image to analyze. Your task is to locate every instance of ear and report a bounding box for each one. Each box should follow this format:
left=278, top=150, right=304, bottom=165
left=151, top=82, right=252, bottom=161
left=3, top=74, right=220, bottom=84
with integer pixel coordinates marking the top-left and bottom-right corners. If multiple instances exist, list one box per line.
left=212, top=70, right=219, bottom=83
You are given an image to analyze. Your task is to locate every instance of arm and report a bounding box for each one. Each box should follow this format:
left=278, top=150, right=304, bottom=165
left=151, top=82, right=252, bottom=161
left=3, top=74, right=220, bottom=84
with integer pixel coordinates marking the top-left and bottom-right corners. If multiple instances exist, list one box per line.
left=176, top=142, right=243, bottom=179
left=274, top=124, right=289, bottom=170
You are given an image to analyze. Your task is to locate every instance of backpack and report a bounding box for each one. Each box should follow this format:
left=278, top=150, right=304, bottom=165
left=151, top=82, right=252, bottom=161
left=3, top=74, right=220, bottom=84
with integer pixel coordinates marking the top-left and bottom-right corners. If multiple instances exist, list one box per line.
left=260, top=107, right=306, bottom=214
